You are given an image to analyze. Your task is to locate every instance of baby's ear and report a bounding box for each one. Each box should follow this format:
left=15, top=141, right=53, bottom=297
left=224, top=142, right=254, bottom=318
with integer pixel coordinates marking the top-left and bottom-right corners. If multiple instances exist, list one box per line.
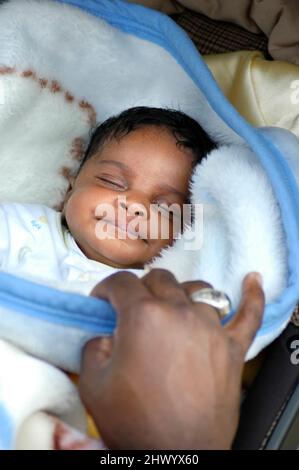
left=62, top=174, right=76, bottom=210
left=67, top=175, right=75, bottom=189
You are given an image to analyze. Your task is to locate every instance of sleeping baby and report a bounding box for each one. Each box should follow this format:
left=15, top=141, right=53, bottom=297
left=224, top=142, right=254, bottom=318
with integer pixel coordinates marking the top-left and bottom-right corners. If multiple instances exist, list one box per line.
left=0, top=106, right=216, bottom=290
left=0, top=106, right=217, bottom=449
left=1, top=106, right=291, bottom=449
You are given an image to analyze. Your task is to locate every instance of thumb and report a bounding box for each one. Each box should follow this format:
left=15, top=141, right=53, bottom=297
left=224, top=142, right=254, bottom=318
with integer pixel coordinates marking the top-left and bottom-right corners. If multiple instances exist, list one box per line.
left=225, top=272, right=265, bottom=358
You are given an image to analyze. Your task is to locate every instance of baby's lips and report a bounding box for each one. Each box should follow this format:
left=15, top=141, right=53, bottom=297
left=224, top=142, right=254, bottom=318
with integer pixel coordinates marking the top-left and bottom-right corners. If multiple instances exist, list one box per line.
left=98, top=219, right=139, bottom=239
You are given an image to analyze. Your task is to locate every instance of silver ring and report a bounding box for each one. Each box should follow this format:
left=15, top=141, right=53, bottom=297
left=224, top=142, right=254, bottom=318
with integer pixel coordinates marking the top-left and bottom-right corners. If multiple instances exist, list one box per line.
left=189, top=288, right=232, bottom=319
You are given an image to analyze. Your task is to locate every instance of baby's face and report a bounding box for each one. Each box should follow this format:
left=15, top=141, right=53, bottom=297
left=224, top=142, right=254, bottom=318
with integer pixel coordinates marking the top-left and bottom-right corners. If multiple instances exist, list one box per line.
left=64, top=126, right=194, bottom=268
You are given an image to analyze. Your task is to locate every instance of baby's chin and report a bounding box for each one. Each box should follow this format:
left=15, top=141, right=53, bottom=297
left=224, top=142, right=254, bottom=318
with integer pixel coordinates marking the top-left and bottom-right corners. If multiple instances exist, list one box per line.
left=89, top=236, right=152, bottom=269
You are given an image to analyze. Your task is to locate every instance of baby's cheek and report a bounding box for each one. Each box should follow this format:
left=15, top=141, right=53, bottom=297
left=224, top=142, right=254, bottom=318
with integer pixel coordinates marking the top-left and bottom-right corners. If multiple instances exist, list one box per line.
left=156, top=216, right=175, bottom=243
left=67, top=187, right=106, bottom=220
left=65, top=191, right=93, bottom=237
left=149, top=220, right=175, bottom=255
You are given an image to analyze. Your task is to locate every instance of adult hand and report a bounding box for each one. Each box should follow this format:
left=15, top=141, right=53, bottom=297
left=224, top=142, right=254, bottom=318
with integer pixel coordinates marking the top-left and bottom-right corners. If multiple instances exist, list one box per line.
left=79, top=269, right=264, bottom=450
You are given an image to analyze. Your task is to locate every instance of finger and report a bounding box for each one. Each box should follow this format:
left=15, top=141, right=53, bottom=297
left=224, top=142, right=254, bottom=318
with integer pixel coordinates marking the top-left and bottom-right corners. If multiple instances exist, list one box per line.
left=81, top=336, right=114, bottom=374
left=180, top=280, right=213, bottom=296
left=90, top=271, right=152, bottom=325
left=181, top=280, right=222, bottom=325
left=225, top=273, right=265, bottom=357
left=142, top=268, right=190, bottom=305
left=79, top=336, right=114, bottom=409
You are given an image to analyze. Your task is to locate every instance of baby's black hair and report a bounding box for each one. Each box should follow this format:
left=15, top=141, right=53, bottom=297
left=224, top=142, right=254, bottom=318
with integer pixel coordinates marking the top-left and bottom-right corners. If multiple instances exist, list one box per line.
left=78, top=106, right=217, bottom=171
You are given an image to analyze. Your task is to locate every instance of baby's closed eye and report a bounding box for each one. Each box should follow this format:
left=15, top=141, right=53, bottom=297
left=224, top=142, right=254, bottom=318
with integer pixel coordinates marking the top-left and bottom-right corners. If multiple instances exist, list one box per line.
left=95, top=175, right=127, bottom=190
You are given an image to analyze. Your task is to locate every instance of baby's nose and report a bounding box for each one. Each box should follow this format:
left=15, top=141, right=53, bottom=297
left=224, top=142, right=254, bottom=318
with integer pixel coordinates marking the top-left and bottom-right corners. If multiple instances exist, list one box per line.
left=119, top=200, right=146, bottom=217
left=118, top=190, right=150, bottom=219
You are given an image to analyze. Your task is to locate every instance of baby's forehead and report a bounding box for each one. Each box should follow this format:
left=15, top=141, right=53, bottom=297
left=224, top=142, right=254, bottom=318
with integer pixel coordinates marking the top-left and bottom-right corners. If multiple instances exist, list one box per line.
left=92, top=150, right=194, bottom=174
left=88, top=127, right=195, bottom=179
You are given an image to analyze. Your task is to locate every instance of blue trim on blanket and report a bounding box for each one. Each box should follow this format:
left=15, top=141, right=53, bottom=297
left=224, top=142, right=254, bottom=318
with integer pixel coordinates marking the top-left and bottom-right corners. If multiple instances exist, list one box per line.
left=0, top=405, right=14, bottom=450
left=0, top=0, right=297, bottom=339
left=0, top=271, right=116, bottom=333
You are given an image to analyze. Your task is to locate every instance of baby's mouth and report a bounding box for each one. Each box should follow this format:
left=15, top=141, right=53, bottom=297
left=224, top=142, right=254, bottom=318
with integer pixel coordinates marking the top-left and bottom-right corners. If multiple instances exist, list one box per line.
left=96, top=217, right=148, bottom=243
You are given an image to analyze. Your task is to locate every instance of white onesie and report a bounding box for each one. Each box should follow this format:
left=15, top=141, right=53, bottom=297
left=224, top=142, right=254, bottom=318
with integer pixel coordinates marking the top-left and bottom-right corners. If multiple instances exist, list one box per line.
left=0, top=202, right=145, bottom=295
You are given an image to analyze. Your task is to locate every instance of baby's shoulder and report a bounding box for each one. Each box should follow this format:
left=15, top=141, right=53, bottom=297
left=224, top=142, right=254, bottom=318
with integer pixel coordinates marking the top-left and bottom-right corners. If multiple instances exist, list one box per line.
left=0, top=202, right=59, bottom=228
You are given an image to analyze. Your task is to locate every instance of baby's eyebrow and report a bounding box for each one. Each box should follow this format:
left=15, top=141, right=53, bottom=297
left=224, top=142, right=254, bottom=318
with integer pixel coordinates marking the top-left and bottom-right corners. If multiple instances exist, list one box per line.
left=96, top=159, right=134, bottom=175
left=155, top=183, right=187, bottom=200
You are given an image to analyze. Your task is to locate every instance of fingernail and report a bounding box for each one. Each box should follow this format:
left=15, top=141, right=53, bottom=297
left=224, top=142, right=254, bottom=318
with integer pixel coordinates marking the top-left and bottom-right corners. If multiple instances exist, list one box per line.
left=247, top=272, right=263, bottom=286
